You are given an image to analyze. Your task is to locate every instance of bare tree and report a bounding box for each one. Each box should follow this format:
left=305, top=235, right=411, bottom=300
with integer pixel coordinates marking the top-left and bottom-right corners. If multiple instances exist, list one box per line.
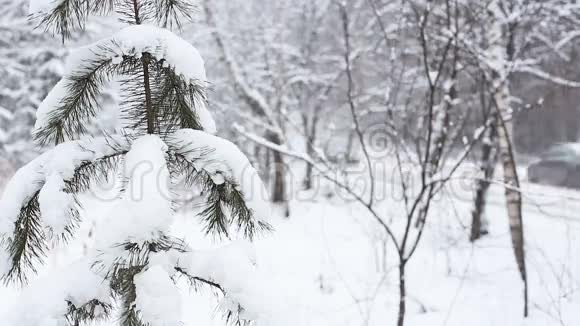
left=236, top=1, right=488, bottom=325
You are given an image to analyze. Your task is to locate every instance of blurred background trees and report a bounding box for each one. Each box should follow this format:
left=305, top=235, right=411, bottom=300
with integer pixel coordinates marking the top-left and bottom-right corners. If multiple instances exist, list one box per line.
left=0, top=0, right=65, bottom=167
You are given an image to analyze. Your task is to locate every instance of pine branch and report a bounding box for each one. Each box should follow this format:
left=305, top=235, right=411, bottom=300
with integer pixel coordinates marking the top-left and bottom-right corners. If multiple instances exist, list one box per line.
left=50, top=196, right=81, bottom=244
left=54, top=150, right=127, bottom=243
left=200, top=176, right=272, bottom=239
left=34, top=0, right=87, bottom=41
left=2, top=141, right=128, bottom=284
left=173, top=266, right=249, bottom=326
left=90, top=0, right=116, bottom=14
left=153, top=62, right=206, bottom=132
left=100, top=237, right=187, bottom=326
left=114, top=0, right=153, bottom=25
left=65, top=151, right=126, bottom=194
left=99, top=236, right=187, bottom=287
left=106, top=248, right=148, bottom=326
left=167, top=151, right=231, bottom=237
left=33, top=48, right=115, bottom=146
left=113, top=265, right=146, bottom=326
left=32, top=0, right=196, bottom=39
left=227, top=184, right=272, bottom=239
left=33, top=0, right=115, bottom=41
left=200, top=181, right=230, bottom=237
left=2, top=192, right=46, bottom=284
left=167, top=148, right=271, bottom=239
left=35, top=37, right=208, bottom=145
left=118, top=55, right=151, bottom=135
left=224, top=308, right=252, bottom=326
left=173, top=266, right=224, bottom=293
left=153, top=0, right=196, bottom=29
left=119, top=56, right=207, bottom=136
left=66, top=299, right=112, bottom=325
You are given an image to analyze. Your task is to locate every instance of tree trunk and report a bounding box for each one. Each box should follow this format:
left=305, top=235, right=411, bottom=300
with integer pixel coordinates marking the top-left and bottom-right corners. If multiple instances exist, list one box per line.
left=345, top=129, right=356, bottom=163
left=494, top=83, right=528, bottom=317
left=470, top=114, right=498, bottom=241
left=271, top=148, right=286, bottom=203
left=303, top=108, right=320, bottom=190
left=265, top=131, right=288, bottom=216
left=488, top=4, right=528, bottom=315
left=397, top=261, right=406, bottom=326
left=303, top=137, right=314, bottom=190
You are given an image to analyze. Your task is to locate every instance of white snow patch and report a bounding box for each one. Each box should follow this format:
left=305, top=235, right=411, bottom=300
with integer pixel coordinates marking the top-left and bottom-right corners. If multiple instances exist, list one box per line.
left=195, top=100, right=217, bottom=134
left=134, top=265, right=182, bottom=326
left=68, top=24, right=207, bottom=83
left=174, top=241, right=274, bottom=323
left=38, top=173, right=73, bottom=235
left=5, top=260, right=109, bottom=325
left=92, top=135, right=173, bottom=253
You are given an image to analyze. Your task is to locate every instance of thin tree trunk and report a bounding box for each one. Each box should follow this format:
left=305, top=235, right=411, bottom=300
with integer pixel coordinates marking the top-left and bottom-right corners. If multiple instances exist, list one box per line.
left=470, top=114, right=498, bottom=241
left=142, top=54, right=155, bottom=134
left=263, top=137, right=271, bottom=185
left=271, top=147, right=286, bottom=203
left=265, top=131, right=288, bottom=216
left=494, top=83, right=528, bottom=317
left=397, top=261, right=406, bottom=326
left=487, top=4, right=528, bottom=315
left=345, top=129, right=356, bottom=163
left=303, top=137, right=315, bottom=190
left=132, top=0, right=154, bottom=135
left=303, top=105, right=320, bottom=190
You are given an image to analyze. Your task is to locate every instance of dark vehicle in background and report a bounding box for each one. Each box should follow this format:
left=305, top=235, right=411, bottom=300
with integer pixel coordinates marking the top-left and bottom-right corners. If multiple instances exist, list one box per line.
left=528, top=143, right=580, bottom=189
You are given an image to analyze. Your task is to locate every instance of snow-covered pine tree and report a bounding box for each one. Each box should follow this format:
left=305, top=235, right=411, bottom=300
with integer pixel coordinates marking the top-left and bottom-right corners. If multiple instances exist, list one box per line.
left=0, top=1, right=271, bottom=325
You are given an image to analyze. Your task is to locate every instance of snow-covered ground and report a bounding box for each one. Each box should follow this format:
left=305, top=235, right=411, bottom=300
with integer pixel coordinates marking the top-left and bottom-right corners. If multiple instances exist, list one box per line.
left=1, top=164, right=579, bottom=326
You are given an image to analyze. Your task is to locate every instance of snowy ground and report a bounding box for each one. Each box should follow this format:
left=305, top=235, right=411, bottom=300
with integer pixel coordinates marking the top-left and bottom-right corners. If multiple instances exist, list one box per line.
left=1, top=163, right=579, bottom=326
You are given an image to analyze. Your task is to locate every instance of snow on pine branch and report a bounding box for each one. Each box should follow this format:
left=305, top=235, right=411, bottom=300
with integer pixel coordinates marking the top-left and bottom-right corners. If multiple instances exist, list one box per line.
left=152, top=240, right=297, bottom=325
left=34, top=24, right=216, bottom=140
left=170, top=129, right=271, bottom=223
left=134, top=265, right=182, bottom=326
left=4, top=260, right=110, bottom=326
left=68, top=24, right=207, bottom=84
left=91, top=135, right=174, bottom=253
left=80, top=135, right=275, bottom=325
left=0, top=135, right=130, bottom=237
left=38, top=173, right=73, bottom=236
